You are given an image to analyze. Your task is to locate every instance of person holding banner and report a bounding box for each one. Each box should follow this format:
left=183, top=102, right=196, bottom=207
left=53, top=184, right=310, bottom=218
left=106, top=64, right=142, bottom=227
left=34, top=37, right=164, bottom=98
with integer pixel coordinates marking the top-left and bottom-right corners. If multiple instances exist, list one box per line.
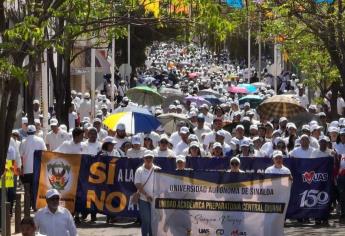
left=227, top=157, right=244, bottom=173
left=265, top=151, right=291, bottom=175
left=134, top=150, right=161, bottom=236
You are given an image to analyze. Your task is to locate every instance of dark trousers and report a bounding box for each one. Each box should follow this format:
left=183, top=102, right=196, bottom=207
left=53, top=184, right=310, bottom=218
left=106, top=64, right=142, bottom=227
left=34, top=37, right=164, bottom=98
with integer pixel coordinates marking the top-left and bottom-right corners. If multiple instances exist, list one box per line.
left=337, top=176, right=345, bottom=218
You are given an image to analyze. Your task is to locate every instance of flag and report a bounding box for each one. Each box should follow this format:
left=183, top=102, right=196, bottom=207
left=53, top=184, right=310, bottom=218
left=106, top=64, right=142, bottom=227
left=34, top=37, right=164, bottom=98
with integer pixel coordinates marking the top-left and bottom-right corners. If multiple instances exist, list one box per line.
left=226, top=0, right=243, bottom=8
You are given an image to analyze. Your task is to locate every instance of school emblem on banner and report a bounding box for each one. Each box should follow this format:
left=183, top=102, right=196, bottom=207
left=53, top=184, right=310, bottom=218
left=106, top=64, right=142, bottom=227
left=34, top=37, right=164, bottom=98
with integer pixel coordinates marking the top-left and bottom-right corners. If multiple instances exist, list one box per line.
left=35, top=151, right=82, bottom=212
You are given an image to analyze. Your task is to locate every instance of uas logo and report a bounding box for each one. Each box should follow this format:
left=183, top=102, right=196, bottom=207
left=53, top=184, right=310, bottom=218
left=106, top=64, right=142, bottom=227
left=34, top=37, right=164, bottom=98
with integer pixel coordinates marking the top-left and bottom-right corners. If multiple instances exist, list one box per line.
left=302, top=171, right=328, bottom=184
left=47, top=159, right=71, bottom=191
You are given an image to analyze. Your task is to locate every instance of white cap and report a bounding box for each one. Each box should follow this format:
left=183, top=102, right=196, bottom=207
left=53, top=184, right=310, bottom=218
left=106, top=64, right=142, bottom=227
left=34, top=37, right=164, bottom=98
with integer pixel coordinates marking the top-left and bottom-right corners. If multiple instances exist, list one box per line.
left=340, top=128, right=345, bottom=135
left=328, top=126, right=339, bottom=133
left=236, top=124, right=244, bottom=130
left=301, top=125, right=310, bottom=131
left=82, top=117, right=91, bottom=123
left=249, top=125, right=258, bottom=130
left=34, top=119, right=40, bottom=124
left=310, top=124, right=322, bottom=132
left=176, top=155, right=186, bottom=163
left=50, top=118, right=58, bottom=126
left=300, top=134, right=310, bottom=140
left=93, top=118, right=102, bottom=124
left=189, top=141, right=200, bottom=148
left=33, top=99, right=40, bottom=105
left=84, top=92, right=90, bottom=98
left=272, top=150, right=283, bottom=158
left=116, top=123, right=126, bottom=131
left=279, top=117, right=287, bottom=123
left=230, top=156, right=241, bottom=164
left=240, top=140, right=250, bottom=147
left=319, top=135, right=330, bottom=142
left=212, top=142, right=222, bottom=149
left=131, top=135, right=141, bottom=145
left=330, top=121, right=339, bottom=128
left=159, top=134, right=170, bottom=142
left=244, top=102, right=250, bottom=107
left=27, top=125, right=36, bottom=133
left=21, top=117, right=28, bottom=124
left=169, top=104, right=176, bottom=110
left=272, top=130, right=281, bottom=137
left=216, top=130, right=226, bottom=137
left=287, top=122, right=297, bottom=130
left=143, top=150, right=154, bottom=158
left=46, top=189, right=60, bottom=199
left=103, top=136, right=117, bottom=144
left=180, top=126, right=190, bottom=134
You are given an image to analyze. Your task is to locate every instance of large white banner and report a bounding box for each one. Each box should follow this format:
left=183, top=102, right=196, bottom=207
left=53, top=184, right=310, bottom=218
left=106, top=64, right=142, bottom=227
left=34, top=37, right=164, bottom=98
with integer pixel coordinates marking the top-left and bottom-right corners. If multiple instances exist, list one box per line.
left=152, top=171, right=292, bottom=236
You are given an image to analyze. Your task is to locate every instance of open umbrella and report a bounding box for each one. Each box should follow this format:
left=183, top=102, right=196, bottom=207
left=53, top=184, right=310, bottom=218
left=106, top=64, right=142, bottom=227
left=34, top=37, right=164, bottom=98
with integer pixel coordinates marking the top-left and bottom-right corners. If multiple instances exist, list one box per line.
left=157, top=113, right=191, bottom=135
left=228, top=86, right=248, bottom=94
left=185, top=96, right=211, bottom=106
left=200, top=95, right=222, bottom=105
left=256, top=95, right=306, bottom=118
left=113, top=105, right=151, bottom=115
left=188, top=72, right=199, bottom=79
left=197, top=89, right=221, bottom=98
left=160, top=87, right=186, bottom=112
left=103, top=112, right=160, bottom=134
left=239, top=95, right=263, bottom=108
left=126, top=86, right=163, bottom=106
left=251, top=82, right=266, bottom=89
left=238, top=84, right=258, bottom=93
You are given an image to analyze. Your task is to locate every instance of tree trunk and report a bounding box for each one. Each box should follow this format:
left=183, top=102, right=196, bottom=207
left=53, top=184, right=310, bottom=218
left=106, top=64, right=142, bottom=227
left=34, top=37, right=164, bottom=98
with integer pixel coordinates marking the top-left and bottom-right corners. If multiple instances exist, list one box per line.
left=62, top=43, right=72, bottom=128
left=26, top=55, right=37, bottom=123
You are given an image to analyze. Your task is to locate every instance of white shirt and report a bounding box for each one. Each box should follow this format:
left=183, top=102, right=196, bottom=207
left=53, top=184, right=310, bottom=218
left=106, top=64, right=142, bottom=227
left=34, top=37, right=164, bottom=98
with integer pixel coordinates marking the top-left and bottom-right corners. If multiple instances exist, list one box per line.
left=265, top=165, right=291, bottom=175
left=126, top=147, right=147, bottom=158
left=45, top=129, right=70, bottom=151
left=193, top=126, right=212, bottom=142
left=311, top=149, right=333, bottom=158
left=114, top=136, right=129, bottom=149
left=78, top=99, right=91, bottom=119
left=55, top=140, right=83, bottom=154
left=34, top=206, right=77, bottom=236
left=170, top=132, right=181, bottom=148
left=203, top=130, right=232, bottom=151
left=174, top=141, right=189, bottom=156
left=295, top=94, right=309, bottom=108
left=289, top=147, right=315, bottom=158
left=153, top=148, right=175, bottom=158
left=97, top=129, right=108, bottom=142
left=7, top=138, right=22, bottom=168
left=134, top=164, right=160, bottom=201
left=335, top=143, right=345, bottom=155
left=20, top=135, right=47, bottom=174
left=337, top=97, right=345, bottom=116
left=68, top=112, right=78, bottom=130
left=81, top=141, right=102, bottom=155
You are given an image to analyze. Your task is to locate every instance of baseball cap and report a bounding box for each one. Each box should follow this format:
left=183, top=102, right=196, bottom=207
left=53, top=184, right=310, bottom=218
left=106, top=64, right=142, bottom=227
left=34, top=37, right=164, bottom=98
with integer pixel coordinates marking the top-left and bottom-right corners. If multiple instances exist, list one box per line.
left=230, top=157, right=241, bottom=164
left=93, top=118, right=102, bottom=124
left=176, top=155, right=186, bottom=163
left=301, top=125, right=310, bottom=132
left=71, top=90, right=77, bottom=95
left=328, top=126, right=339, bottom=133
left=329, top=121, right=339, bottom=128
left=169, top=104, right=176, bottom=110
left=240, top=140, right=250, bottom=147
left=236, top=124, right=245, bottom=130
left=300, top=134, right=310, bottom=140
left=116, top=123, right=126, bottom=131
left=272, top=130, right=281, bottom=137
left=272, top=150, right=283, bottom=158
left=159, top=134, right=170, bottom=142
left=340, top=128, right=345, bottom=135
left=46, top=189, right=60, bottom=199
left=287, top=122, right=297, bottom=130
left=33, top=99, right=40, bottom=105
left=319, top=135, right=330, bottom=142
left=82, top=117, right=91, bottom=123
left=212, top=142, right=222, bottom=149
left=216, top=130, right=226, bottom=137
left=84, top=92, right=90, bottom=98
left=318, top=112, right=326, bottom=117
left=310, top=124, right=322, bottom=132
left=250, top=125, right=258, bottom=130
left=180, top=126, right=190, bottom=134
left=101, top=104, right=108, bottom=109
left=22, top=117, right=28, bottom=124
left=279, top=117, right=288, bottom=123
left=50, top=118, right=58, bottom=126
left=189, top=141, right=200, bottom=148
left=27, top=125, right=36, bottom=133
left=266, top=122, right=274, bottom=129
left=103, top=136, right=117, bottom=144
left=197, top=114, right=205, bottom=121
left=131, top=135, right=141, bottom=145
left=143, top=150, right=154, bottom=158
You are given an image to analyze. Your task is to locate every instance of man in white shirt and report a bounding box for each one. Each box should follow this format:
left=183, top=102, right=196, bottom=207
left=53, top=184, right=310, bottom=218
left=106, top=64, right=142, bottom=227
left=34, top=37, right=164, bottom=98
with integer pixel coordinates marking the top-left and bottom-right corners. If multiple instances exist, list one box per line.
left=114, top=123, right=130, bottom=149
left=68, top=103, right=78, bottom=130
left=33, top=99, right=41, bottom=119
left=295, top=86, right=309, bottom=108
left=193, top=114, right=211, bottom=142
left=34, top=189, right=77, bottom=236
left=153, top=135, right=175, bottom=158
left=173, top=127, right=190, bottom=156
left=55, top=128, right=84, bottom=154
left=265, top=150, right=291, bottom=175
left=203, top=118, right=232, bottom=151
left=127, top=135, right=147, bottom=158
left=82, top=127, right=101, bottom=155
left=169, top=121, right=186, bottom=148
left=78, top=93, right=91, bottom=120
left=312, top=136, right=333, bottom=158
left=199, top=104, right=214, bottom=124
left=20, top=125, right=47, bottom=210
left=93, top=118, right=108, bottom=141
left=289, top=134, right=315, bottom=158
left=337, top=94, right=345, bottom=117
left=45, top=118, right=70, bottom=151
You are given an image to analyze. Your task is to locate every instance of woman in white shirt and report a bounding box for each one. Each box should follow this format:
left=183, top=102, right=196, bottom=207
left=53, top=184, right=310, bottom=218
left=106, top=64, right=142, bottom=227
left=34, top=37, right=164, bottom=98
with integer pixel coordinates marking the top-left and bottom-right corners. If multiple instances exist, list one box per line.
left=335, top=129, right=345, bottom=155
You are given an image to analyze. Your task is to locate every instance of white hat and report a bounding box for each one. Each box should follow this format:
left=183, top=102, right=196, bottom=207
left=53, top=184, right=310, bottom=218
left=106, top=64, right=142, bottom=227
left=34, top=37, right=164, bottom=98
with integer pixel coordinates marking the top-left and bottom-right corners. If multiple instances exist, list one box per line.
left=244, top=102, right=250, bottom=107
left=272, top=130, right=281, bottom=137
left=249, top=125, right=258, bottom=130
left=102, top=136, right=117, bottom=144
left=340, top=128, right=345, bottom=135
left=328, top=126, right=339, bottom=133
left=21, top=117, right=28, bottom=124
left=34, top=119, right=40, bottom=124
left=46, top=189, right=60, bottom=199
left=230, top=156, right=241, bottom=164
left=27, top=125, right=36, bottom=133
left=82, top=117, right=91, bottom=123
left=93, top=118, right=102, bottom=124
left=319, top=135, right=330, bottom=142
left=71, top=90, right=77, bottom=95
left=159, top=134, right=170, bottom=142
left=301, top=125, right=310, bottom=131
left=33, top=99, right=40, bottom=105
left=310, top=124, right=322, bottom=132
left=169, top=104, right=176, bottom=110
left=116, top=123, right=126, bottom=131
left=84, top=92, right=90, bottom=98
left=189, top=141, right=200, bottom=148
left=272, top=150, right=283, bottom=158
left=48, top=118, right=58, bottom=127
left=300, top=134, right=310, bottom=140
left=216, top=130, right=226, bottom=137
left=287, top=122, right=297, bottom=130
left=240, top=140, right=250, bottom=147
left=279, top=117, right=287, bottom=123
left=309, top=120, right=318, bottom=127
left=143, top=150, right=154, bottom=158
left=235, top=124, right=244, bottom=130
left=101, top=104, right=108, bottom=109
left=131, top=135, right=141, bottom=145
left=180, top=126, right=190, bottom=134
left=330, top=121, right=339, bottom=127
left=176, top=155, right=186, bottom=163
left=212, top=142, right=222, bottom=149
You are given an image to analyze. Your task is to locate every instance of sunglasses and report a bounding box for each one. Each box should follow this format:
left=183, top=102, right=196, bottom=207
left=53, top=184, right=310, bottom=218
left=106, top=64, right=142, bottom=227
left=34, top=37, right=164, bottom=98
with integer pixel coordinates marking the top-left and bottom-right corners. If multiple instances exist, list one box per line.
left=230, top=162, right=239, bottom=166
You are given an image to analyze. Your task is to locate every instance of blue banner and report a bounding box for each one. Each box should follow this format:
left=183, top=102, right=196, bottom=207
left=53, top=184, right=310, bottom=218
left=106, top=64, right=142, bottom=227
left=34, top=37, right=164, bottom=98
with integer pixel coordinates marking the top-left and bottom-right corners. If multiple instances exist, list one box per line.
left=226, top=0, right=243, bottom=9
left=34, top=152, right=333, bottom=219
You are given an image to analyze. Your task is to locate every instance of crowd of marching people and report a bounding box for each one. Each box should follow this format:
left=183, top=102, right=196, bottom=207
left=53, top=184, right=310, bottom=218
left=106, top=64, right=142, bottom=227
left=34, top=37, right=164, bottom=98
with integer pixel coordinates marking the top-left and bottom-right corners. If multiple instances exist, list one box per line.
left=6, top=42, right=345, bottom=235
